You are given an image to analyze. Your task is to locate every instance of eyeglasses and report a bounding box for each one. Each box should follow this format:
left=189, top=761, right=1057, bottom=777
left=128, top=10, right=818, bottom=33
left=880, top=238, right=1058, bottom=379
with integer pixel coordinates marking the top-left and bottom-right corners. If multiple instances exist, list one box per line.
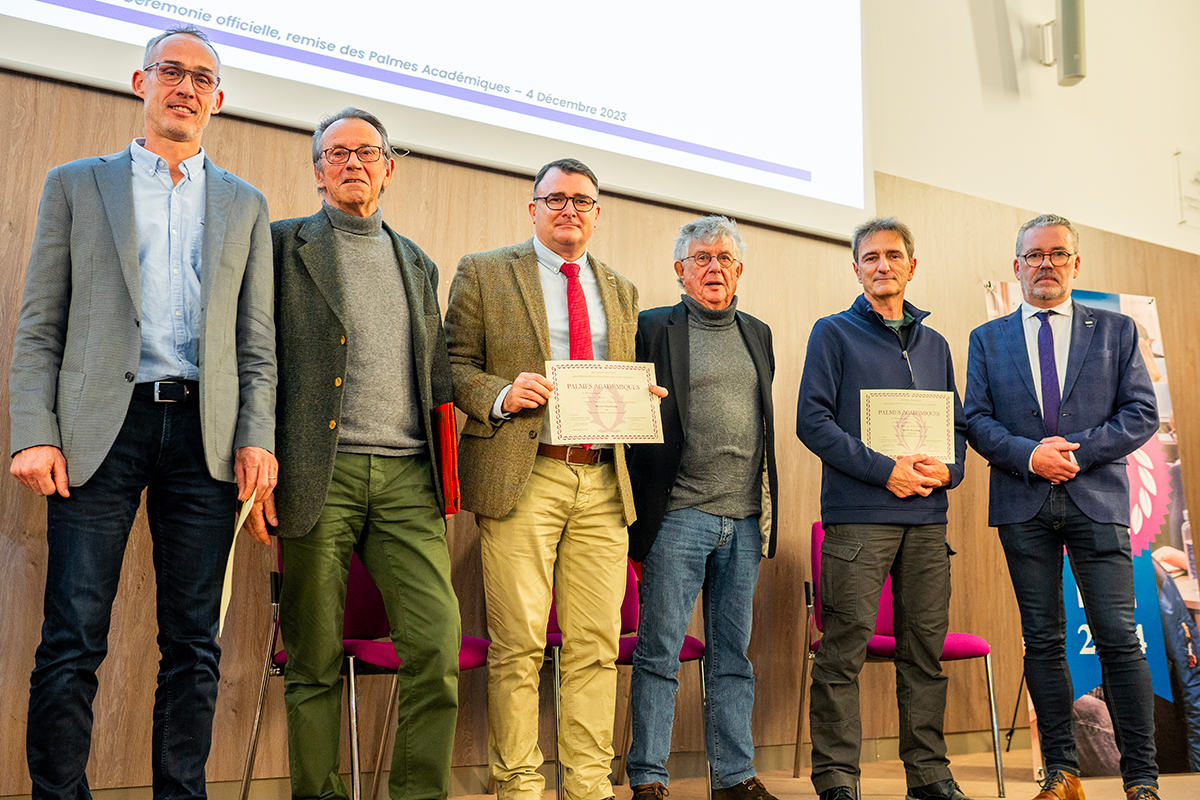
left=1020, top=250, right=1076, bottom=268
left=681, top=252, right=739, bottom=269
left=142, top=63, right=220, bottom=94
left=534, top=194, right=597, bottom=212
left=321, top=146, right=386, bottom=165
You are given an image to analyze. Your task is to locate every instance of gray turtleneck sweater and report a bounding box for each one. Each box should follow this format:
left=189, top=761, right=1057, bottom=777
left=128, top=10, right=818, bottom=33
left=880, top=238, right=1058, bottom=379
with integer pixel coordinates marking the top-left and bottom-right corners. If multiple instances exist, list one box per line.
left=324, top=203, right=424, bottom=455
left=667, top=294, right=763, bottom=519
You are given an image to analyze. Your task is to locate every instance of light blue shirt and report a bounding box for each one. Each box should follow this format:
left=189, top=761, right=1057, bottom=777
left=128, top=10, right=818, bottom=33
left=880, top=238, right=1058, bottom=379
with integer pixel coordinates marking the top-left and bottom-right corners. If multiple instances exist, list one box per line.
left=491, top=236, right=610, bottom=441
left=130, top=139, right=207, bottom=382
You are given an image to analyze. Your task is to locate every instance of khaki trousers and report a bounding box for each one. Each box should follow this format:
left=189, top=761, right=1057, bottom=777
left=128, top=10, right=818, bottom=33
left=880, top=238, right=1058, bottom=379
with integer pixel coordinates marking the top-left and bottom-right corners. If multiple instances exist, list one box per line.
left=480, top=455, right=628, bottom=800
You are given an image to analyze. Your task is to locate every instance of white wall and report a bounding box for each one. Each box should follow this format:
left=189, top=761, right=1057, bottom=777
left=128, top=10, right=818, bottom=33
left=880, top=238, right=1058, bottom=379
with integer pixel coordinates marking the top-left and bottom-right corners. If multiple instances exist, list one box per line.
left=864, top=0, right=1200, bottom=255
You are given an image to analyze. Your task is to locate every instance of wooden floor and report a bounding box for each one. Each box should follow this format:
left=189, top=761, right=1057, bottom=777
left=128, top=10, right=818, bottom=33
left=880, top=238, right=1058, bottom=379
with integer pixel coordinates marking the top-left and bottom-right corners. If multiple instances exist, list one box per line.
left=456, top=749, right=1198, bottom=800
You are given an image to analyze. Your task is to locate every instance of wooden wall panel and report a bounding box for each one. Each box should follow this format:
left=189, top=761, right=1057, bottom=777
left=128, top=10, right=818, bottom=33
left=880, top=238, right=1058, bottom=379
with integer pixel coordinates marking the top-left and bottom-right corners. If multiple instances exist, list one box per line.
left=4, top=70, right=1200, bottom=795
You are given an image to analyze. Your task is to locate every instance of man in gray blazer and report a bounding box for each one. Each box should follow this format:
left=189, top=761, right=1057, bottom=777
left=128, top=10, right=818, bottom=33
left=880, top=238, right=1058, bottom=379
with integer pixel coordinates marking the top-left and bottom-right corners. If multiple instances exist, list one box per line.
left=260, top=108, right=460, bottom=800
left=8, top=26, right=277, bottom=800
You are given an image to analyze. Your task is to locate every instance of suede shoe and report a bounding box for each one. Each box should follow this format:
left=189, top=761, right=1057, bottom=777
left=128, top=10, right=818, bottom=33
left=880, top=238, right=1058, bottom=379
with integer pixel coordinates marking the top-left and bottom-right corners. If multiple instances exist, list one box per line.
left=1033, top=770, right=1084, bottom=800
left=1125, top=787, right=1159, bottom=800
left=631, top=783, right=669, bottom=800
left=818, top=787, right=856, bottom=800
left=907, top=778, right=972, bottom=800
left=711, top=776, right=778, bottom=800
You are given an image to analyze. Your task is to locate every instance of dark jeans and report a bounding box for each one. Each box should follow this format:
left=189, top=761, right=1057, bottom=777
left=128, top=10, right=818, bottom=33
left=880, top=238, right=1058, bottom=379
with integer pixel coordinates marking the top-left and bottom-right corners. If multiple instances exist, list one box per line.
left=998, top=485, right=1157, bottom=789
left=809, top=523, right=953, bottom=793
left=27, top=394, right=237, bottom=800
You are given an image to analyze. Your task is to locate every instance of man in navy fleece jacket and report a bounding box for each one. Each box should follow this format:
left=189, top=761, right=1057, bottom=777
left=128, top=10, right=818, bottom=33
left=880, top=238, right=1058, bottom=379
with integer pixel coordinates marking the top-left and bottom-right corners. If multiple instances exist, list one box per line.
left=797, top=217, right=969, bottom=800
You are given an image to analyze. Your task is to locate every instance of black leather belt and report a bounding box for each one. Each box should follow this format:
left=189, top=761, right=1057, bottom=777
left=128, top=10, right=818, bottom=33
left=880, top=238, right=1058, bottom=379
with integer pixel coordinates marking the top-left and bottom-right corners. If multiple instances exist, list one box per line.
left=537, top=443, right=612, bottom=465
left=134, top=380, right=199, bottom=403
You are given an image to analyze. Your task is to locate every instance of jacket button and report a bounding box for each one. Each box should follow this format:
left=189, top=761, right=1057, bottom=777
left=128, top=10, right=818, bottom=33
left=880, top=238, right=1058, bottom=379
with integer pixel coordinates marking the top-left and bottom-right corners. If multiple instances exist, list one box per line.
left=1031, top=410, right=1039, bottom=417
left=125, top=372, right=135, bottom=382
left=334, top=377, right=342, bottom=387
left=329, top=420, right=337, bottom=430
left=340, top=335, right=347, bottom=345
left=528, top=430, right=537, bottom=439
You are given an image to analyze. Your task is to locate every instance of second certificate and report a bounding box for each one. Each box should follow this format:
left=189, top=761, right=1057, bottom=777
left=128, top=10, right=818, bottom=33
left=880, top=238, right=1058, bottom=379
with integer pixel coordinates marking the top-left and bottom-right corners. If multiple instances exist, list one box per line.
left=545, top=360, right=664, bottom=445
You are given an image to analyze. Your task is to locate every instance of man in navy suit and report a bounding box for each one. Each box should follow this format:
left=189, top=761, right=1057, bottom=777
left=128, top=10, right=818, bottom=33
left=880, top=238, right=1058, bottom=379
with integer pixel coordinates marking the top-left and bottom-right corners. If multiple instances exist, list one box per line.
left=965, top=214, right=1160, bottom=800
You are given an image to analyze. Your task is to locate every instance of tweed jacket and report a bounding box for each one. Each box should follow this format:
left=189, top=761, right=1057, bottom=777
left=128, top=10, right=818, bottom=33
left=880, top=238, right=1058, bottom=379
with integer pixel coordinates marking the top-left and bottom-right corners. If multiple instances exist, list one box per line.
left=9, top=146, right=276, bottom=485
left=627, top=301, right=779, bottom=562
left=269, top=209, right=455, bottom=538
left=965, top=301, right=1158, bottom=528
left=444, top=238, right=639, bottom=522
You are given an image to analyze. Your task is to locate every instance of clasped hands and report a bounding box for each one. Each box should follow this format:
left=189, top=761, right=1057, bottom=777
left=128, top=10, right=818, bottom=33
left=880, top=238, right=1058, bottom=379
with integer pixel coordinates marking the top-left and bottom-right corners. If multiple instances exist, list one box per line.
left=1030, top=436, right=1080, bottom=483
left=886, top=454, right=950, bottom=498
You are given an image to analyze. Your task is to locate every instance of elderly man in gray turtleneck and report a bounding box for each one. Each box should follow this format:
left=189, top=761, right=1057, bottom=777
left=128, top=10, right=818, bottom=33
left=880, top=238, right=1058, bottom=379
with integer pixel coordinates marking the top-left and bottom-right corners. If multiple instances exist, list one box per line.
left=625, top=215, right=779, bottom=800
left=263, top=107, right=461, bottom=800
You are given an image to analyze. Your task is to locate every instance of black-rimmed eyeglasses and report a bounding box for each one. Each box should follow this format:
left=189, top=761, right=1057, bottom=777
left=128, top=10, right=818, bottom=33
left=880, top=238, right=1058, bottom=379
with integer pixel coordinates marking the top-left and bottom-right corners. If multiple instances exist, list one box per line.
left=534, top=195, right=597, bottom=212
left=142, top=63, right=220, bottom=94
left=321, top=146, right=386, bottom=165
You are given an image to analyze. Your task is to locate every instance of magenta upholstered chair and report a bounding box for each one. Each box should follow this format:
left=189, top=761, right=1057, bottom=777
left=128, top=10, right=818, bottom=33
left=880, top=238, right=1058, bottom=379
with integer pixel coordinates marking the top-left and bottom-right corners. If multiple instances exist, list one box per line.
left=240, top=546, right=490, bottom=800
left=793, top=522, right=1004, bottom=797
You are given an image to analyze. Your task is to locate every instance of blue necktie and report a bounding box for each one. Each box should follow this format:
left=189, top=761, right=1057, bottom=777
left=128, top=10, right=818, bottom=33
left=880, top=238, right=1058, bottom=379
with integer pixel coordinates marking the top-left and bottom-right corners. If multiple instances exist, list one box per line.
left=1036, top=311, right=1060, bottom=436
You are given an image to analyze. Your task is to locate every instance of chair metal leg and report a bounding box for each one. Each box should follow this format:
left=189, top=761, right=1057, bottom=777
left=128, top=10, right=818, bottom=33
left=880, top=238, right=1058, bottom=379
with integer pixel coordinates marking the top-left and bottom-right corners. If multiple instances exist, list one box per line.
left=238, top=603, right=280, bottom=800
left=984, top=653, right=1005, bottom=797
left=553, top=646, right=565, bottom=800
left=792, top=648, right=813, bottom=778
left=793, top=595, right=815, bottom=780
left=615, top=672, right=633, bottom=785
left=368, top=673, right=400, bottom=800
left=348, top=656, right=362, bottom=800
left=698, top=656, right=711, bottom=800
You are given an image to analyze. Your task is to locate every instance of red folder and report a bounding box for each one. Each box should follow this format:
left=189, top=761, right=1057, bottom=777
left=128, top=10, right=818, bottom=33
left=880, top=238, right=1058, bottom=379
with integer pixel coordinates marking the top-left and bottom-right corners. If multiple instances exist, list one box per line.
left=432, top=402, right=461, bottom=515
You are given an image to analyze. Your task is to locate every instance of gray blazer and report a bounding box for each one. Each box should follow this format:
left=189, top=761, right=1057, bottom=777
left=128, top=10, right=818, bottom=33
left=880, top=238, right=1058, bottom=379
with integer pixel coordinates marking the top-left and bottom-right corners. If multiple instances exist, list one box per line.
left=9, top=147, right=277, bottom=485
left=270, top=210, right=455, bottom=539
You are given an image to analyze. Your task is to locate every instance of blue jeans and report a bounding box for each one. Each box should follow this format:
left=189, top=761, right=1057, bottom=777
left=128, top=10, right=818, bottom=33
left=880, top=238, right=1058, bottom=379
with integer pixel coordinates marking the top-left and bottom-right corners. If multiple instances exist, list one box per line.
left=627, top=508, right=762, bottom=790
left=998, top=486, right=1157, bottom=789
left=27, top=394, right=237, bottom=800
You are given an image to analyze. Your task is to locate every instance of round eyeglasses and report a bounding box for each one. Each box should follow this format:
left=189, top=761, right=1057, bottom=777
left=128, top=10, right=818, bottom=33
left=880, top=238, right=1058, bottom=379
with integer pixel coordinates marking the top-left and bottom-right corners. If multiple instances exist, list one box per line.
left=1020, top=251, right=1076, bottom=268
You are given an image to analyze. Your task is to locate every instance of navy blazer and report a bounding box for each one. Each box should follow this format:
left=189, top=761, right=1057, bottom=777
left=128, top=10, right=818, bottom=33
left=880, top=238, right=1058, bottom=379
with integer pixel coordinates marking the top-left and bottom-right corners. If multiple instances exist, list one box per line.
left=964, top=301, right=1158, bottom=528
left=627, top=301, right=778, bottom=562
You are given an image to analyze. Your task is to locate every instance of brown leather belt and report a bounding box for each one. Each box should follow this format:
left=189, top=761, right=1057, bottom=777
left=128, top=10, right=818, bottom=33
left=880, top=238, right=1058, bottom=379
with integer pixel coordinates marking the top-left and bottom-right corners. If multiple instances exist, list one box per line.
left=537, top=443, right=613, bottom=465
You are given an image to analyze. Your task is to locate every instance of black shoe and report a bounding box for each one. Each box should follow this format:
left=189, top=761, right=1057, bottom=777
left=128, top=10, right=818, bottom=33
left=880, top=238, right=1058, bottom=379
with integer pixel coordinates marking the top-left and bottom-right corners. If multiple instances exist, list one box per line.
left=818, top=787, right=856, bottom=800
left=907, top=779, right=972, bottom=800
left=631, top=783, right=669, bottom=800
left=712, top=777, right=778, bottom=800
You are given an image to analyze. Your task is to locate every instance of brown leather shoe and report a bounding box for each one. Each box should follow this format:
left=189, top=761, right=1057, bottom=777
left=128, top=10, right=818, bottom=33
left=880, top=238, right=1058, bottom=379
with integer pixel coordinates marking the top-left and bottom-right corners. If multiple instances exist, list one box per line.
left=1125, top=786, right=1159, bottom=800
left=1033, top=770, right=1083, bottom=800
left=712, top=777, right=778, bottom=800
left=631, top=783, right=669, bottom=800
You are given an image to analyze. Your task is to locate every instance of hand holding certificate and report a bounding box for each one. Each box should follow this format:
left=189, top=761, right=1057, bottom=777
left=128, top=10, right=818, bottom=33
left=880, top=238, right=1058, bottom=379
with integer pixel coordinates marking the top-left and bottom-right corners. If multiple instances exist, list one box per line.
left=545, top=361, right=664, bottom=444
left=860, top=389, right=955, bottom=463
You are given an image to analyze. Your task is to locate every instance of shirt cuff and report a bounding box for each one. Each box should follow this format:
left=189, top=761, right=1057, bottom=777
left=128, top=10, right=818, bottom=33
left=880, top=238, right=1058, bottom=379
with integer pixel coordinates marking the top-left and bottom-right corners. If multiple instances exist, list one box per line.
left=490, top=385, right=513, bottom=421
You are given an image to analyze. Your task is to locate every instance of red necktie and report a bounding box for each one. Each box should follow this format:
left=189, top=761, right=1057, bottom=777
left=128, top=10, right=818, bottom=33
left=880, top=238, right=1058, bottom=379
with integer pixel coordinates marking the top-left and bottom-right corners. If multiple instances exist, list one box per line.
left=561, top=262, right=593, bottom=360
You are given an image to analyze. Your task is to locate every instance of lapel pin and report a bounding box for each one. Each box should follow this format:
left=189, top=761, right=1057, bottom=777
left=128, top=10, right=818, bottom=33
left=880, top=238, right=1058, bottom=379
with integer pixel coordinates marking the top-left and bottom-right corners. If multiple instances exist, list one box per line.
left=1084, top=320, right=1094, bottom=326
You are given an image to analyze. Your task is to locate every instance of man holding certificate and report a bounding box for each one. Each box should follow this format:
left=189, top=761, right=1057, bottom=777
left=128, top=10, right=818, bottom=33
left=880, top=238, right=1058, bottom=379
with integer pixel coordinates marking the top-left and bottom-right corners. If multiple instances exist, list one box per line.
left=797, top=217, right=969, bottom=800
left=625, top=216, right=779, bottom=800
left=445, top=158, right=662, bottom=800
